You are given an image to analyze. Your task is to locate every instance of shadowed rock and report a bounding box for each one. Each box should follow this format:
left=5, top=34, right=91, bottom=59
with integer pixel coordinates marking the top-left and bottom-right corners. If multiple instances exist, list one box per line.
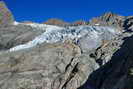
left=78, top=34, right=133, bottom=89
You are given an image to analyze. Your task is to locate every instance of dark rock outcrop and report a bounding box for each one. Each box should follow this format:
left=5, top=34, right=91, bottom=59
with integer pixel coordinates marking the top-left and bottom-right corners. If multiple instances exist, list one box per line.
left=78, top=13, right=133, bottom=89
left=72, top=20, right=87, bottom=26
left=79, top=35, right=133, bottom=89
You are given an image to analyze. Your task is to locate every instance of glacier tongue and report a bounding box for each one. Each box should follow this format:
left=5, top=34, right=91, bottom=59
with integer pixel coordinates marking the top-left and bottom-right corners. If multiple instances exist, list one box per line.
left=9, top=23, right=120, bottom=52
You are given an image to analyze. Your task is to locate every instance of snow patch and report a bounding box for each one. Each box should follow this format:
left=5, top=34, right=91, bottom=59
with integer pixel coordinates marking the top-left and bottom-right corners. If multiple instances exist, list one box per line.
left=95, top=24, right=100, bottom=26
left=13, top=21, right=20, bottom=25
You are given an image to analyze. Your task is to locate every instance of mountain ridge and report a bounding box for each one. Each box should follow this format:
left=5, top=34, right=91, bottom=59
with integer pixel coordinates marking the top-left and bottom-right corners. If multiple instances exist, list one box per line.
left=0, top=1, right=133, bottom=89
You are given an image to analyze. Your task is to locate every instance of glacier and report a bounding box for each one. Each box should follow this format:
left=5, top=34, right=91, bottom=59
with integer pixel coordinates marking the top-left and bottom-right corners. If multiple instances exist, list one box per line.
left=9, top=22, right=121, bottom=52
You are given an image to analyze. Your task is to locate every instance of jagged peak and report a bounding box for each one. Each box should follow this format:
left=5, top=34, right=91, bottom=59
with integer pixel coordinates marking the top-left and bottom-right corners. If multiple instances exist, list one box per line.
left=89, top=12, right=124, bottom=27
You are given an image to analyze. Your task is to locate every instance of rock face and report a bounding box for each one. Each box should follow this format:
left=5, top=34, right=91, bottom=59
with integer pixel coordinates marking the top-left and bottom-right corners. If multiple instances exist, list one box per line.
left=0, top=1, right=14, bottom=27
left=89, top=12, right=125, bottom=28
left=0, top=41, right=99, bottom=89
left=1, top=1, right=133, bottom=89
left=79, top=35, right=133, bottom=89
left=78, top=14, right=133, bottom=89
left=44, top=18, right=69, bottom=26
left=0, top=24, right=43, bottom=51
left=72, top=20, right=87, bottom=26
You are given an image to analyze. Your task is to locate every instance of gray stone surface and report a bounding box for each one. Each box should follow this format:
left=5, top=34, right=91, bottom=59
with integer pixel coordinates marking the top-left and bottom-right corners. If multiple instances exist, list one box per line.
left=1, top=1, right=133, bottom=89
left=0, top=1, right=14, bottom=27
left=0, top=41, right=99, bottom=89
left=0, top=24, right=44, bottom=50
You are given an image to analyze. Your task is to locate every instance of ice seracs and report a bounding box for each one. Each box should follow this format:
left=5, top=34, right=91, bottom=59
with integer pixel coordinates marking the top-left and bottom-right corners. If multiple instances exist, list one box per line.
left=9, top=22, right=121, bottom=52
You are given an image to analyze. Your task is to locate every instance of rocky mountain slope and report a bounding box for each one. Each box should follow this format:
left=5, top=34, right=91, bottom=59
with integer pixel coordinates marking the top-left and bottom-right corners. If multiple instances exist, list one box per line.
left=0, top=1, right=133, bottom=89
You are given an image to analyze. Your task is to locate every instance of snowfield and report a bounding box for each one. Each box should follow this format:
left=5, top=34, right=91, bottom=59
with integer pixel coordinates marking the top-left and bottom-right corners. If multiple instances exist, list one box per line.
left=9, top=22, right=121, bottom=51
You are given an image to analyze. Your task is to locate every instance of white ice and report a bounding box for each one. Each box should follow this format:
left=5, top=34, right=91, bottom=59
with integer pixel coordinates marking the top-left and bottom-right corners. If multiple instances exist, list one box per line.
left=9, top=22, right=120, bottom=52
